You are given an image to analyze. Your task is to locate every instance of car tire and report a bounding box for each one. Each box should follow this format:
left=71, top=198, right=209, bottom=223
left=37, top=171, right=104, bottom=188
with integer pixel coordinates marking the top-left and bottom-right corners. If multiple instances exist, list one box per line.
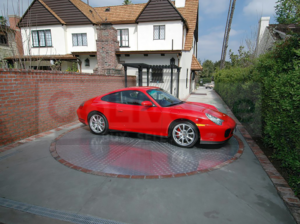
left=88, top=112, right=109, bottom=135
left=170, top=121, right=199, bottom=148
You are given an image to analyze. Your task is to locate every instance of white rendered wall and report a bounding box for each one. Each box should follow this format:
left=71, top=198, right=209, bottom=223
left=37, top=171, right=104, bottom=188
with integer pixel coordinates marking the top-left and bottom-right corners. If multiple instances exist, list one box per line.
left=113, top=24, right=138, bottom=51
left=66, top=25, right=97, bottom=53
left=179, top=42, right=194, bottom=99
left=77, top=55, right=97, bottom=73
left=137, top=21, right=183, bottom=51
left=21, top=25, right=66, bottom=56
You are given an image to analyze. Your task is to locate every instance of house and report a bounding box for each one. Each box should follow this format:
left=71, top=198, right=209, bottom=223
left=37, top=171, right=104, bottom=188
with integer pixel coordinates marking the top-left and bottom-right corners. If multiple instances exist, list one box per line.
left=0, top=15, right=23, bottom=67
left=255, top=17, right=300, bottom=57
left=7, top=0, right=202, bottom=99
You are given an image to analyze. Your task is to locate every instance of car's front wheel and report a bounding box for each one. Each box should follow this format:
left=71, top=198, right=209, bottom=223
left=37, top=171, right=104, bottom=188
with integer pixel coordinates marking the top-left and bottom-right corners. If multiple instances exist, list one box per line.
left=171, top=122, right=199, bottom=148
left=88, top=112, right=108, bottom=135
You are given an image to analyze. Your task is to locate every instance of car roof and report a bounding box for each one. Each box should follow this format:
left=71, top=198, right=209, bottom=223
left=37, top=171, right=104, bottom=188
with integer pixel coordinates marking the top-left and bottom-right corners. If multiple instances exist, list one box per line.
left=112, top=86, right=160, bottom=92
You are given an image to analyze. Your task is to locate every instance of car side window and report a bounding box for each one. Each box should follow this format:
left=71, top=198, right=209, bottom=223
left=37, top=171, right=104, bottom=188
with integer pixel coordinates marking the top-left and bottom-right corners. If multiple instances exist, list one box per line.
left=102, top=92, right=121, bottom=103
left=121, top=90, right=151, bottom=106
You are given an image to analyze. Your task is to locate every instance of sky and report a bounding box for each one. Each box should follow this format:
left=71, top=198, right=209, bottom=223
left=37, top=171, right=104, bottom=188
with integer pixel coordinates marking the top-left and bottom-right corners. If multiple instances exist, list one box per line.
left=1, top=0, right=278, bottom=63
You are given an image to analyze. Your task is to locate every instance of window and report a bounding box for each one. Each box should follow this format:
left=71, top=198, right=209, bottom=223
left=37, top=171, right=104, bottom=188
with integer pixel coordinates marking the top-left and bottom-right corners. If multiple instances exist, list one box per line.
left=186, top=69, right=188, bottom=88
left=147, top=89, right=182, bottom=107
left=122, top=91, right=150, bottom=106
left=117, top=29, right=129, bottom=47
left=72, top=33, right=87, bottom=46
left=102, top=92, right=121, bottom=103
left=85, top=58, right=90, bottom=67
left=32, top=30, right=52, bottom=47
left=154, top=25, right=165, bottom=40
left=102, top=91, right=151, bottom=106
left=0, top=33, right=8, bottom=45
left=151, top=68, right=163, bottom=83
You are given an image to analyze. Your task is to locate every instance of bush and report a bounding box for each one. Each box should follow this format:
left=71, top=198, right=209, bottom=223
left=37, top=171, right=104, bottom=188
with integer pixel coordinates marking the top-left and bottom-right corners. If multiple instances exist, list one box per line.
left=215, top=35, right=300, bottom=195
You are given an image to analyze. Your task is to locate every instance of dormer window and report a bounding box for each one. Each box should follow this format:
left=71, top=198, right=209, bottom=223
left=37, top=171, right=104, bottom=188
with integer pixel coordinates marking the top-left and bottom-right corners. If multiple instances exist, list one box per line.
left=154, top=25, right=165, bottom=40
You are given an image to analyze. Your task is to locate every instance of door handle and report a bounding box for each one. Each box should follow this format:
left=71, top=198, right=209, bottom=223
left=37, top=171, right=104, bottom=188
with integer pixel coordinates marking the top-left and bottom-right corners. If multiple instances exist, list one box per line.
left=118, top=110, right=123, bottom=112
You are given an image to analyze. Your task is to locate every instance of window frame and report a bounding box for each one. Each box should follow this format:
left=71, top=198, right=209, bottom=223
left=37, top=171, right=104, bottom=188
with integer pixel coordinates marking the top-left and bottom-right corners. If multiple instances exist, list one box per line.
left=117, top=29, right=129, bottom=47
left=72, top=33, right=88, bottom=47
left=31, top=30, right=52, bottom=48
left=153, top=25, right=165, bottom=40
left=151, top=68, right=164, bottom=83
left=101, top=90, right=153, bottom=106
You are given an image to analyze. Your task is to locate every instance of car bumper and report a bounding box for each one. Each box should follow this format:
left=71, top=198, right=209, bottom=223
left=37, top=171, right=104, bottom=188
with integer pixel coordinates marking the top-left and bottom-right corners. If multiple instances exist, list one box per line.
left=77, top=107, right=88, bottom=125
left=198, top=121, right=236, bottom=144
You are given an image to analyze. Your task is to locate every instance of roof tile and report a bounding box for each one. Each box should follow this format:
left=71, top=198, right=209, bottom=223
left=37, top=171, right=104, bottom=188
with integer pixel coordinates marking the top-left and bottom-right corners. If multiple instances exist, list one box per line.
left=94, top=3, right=147, bottom=24
left=191, top=55, right=202, bottom=71
left=70, top=0, right=103, bottom=24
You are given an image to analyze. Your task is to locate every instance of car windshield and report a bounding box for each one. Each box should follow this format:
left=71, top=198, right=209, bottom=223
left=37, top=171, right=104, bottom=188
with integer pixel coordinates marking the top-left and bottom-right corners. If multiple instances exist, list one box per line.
left=147, top=89, right=183, bottom=107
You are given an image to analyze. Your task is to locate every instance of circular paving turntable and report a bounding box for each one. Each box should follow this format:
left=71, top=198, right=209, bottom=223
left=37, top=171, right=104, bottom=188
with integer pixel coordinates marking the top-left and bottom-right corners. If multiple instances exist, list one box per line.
left=50, top=125, right=244, bottom=179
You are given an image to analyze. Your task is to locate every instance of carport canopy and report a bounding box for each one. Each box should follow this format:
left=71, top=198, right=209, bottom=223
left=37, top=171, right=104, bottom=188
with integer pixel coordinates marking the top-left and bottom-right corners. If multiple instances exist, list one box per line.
left=122, top=63, right=181, bottom=97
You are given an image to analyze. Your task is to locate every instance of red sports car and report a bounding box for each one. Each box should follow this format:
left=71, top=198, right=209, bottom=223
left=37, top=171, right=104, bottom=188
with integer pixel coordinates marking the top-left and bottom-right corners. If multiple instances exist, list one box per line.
left=77, top=87, right=236, bottom=148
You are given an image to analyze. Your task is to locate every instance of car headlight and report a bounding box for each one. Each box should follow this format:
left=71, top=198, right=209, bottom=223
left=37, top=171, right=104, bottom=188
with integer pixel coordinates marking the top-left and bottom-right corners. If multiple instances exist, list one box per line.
left=205, top=113, right=223, bottom=125
left=79, top=101, right=85, bottom=107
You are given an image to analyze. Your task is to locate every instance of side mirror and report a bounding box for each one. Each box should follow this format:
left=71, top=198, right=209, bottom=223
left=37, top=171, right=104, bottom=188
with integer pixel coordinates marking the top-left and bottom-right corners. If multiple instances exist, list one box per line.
left=141, top=101, right=153, bottom=107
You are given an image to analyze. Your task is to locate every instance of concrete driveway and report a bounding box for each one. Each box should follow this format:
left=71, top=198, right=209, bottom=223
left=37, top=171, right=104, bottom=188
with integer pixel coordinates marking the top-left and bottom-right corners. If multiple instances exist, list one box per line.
left=0, top=87, right=296, bottom=224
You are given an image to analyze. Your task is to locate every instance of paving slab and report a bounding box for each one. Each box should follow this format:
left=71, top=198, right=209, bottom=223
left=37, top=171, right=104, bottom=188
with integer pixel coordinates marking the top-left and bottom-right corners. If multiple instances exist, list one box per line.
left=0, top=87, right=296, bottom=224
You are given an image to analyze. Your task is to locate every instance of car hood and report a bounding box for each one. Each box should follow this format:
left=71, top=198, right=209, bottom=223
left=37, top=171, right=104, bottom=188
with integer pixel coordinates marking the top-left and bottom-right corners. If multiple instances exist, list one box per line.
left=171, top=101, right=217, bottom=112
left=171, top=102, right=230, bottom=120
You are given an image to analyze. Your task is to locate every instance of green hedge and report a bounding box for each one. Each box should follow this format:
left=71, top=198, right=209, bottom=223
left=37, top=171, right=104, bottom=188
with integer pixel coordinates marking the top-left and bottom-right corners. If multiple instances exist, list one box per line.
left=215, top=36, right=300, bottom=195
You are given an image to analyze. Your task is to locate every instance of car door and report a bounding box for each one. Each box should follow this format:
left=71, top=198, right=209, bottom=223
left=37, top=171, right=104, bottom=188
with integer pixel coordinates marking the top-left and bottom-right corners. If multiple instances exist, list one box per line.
left=100, top=91, right=128, bottom=131
left=120, top=90, right=163, bottom=135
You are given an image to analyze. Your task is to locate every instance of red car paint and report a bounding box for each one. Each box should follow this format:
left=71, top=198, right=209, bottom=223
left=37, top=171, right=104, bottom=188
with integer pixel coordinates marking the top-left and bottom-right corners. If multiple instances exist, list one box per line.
left=77, top=87, right=236, bottom=144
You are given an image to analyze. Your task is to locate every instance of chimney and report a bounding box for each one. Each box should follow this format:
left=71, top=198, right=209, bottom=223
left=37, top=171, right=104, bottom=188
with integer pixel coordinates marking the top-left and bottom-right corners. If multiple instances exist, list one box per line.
left=8, top=15, right=20, bottom=29
left=257, top=17, right=270, bottom=45
left=175, top=0, right=185, bottom=8
left=8, top=15, right=24, bottom=56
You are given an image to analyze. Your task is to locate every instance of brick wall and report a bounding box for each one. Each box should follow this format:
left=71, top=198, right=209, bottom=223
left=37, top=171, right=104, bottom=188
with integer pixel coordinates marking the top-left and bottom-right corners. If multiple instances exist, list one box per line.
left=0, top=69, right=136, bottom=146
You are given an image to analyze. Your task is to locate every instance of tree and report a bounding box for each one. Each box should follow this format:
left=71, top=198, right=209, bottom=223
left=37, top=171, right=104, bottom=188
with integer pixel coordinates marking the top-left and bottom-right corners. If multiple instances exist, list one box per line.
left=275, top=0, right=300, bottom=24
left=229, top=46, right=254, bottom=68
left=201, top=60, right=214, bottom=77
left=123, top=0, right=132, bottom=5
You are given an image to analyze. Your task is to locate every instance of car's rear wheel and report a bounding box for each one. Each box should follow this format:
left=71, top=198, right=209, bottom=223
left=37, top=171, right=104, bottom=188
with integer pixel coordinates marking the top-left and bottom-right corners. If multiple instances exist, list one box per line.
left=171, top=122, right=198, bottom=148
left=88, top=112, right=108, bottom=135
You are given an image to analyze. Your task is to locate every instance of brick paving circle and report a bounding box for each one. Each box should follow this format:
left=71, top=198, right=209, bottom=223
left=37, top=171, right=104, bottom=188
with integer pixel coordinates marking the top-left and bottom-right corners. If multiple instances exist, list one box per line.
left=50, top=126, right=244, bottom=179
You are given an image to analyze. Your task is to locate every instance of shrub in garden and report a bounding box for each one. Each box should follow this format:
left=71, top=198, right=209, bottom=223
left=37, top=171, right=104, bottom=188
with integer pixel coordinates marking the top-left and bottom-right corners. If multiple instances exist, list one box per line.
left=215, top=35, right=300, bottom=195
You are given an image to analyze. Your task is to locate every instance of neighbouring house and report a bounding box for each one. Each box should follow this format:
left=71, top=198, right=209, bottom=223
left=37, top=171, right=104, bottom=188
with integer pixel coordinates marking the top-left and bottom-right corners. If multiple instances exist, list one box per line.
left=0, top=15, right=23, bottom=67
left=6, top=0, right=202, bottom=99
left=255, top=17, right=300, bottom=57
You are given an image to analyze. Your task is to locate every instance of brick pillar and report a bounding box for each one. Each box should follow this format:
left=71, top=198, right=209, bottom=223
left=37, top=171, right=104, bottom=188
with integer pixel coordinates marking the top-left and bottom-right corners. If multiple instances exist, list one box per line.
left=8, top=15, right=24, bottom=56
left=95, top=23, right=122, bottom=75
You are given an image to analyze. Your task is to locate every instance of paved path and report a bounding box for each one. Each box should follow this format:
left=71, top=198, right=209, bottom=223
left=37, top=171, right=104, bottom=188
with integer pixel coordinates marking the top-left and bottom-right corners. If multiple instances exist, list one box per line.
left=0, top=87, right=296, bottom=224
